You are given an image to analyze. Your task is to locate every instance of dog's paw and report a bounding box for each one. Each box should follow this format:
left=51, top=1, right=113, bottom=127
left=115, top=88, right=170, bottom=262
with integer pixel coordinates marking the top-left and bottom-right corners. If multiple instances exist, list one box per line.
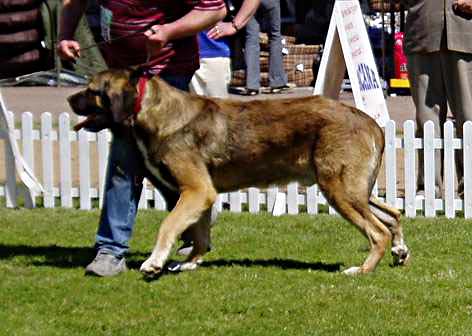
left=140, top=259, right=163, bottom=279
left=167, top=261, right=199, bottom=273
left=391, top=245, right=410, bottom=266
left=342, top=266, right=362, bottom=276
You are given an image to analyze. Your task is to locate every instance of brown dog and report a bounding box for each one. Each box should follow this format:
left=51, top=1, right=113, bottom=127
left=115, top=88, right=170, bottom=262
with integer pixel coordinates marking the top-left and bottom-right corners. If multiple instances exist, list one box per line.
left=68, top=69, right=410, bottom=277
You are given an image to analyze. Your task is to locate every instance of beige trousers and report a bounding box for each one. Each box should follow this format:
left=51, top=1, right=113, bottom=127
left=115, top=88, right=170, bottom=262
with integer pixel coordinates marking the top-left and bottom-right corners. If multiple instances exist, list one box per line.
left=408, top=50, right=472, bottom=191
left=189, top=57, right=231, bottom=98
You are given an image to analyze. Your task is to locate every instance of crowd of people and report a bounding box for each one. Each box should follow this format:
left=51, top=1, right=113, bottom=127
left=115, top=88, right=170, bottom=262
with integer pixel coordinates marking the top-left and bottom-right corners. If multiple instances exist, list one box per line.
left=56, top=0, right=472, bottom=277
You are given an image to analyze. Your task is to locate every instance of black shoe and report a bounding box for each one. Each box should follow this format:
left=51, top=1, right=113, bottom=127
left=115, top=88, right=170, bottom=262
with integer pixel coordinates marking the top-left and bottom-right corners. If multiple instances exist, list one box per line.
left=269, top=84, right=293, bottom=94
left=240, top=88, right=259, bottom=96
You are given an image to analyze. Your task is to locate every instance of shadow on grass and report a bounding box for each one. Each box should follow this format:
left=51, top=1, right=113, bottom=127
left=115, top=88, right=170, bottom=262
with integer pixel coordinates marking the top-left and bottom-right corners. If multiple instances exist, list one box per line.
left=0, top=244, right=342, bottom=273
left=200, top=258, right=343, bottom=273
left=0, top=244, right=148, bottom=268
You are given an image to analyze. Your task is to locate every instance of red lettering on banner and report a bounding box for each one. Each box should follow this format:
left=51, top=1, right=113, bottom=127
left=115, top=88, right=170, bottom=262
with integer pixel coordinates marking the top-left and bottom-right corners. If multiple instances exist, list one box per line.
left=341, top=5, right=357, bottom=18
left=352, top=48, right=362, bottom=57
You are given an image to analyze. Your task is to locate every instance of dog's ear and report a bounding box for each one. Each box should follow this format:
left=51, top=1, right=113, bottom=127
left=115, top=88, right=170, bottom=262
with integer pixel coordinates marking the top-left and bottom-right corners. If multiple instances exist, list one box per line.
left=109, top=89, right=135, bottom=123
left=129, top=66, right=144, bottom=87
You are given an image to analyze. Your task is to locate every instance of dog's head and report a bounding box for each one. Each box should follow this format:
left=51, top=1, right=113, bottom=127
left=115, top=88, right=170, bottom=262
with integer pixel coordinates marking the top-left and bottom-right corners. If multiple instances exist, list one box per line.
left=68, top=69, right=140, bottom=132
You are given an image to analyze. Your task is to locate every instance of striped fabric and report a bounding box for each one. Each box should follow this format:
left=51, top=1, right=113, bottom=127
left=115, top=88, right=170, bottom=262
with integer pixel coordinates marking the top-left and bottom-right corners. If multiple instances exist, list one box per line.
left=98, top=0, right=225, bottom=75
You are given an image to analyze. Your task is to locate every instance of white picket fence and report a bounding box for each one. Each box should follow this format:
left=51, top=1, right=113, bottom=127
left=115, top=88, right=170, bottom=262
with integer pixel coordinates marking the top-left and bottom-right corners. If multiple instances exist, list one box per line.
left=1, top=111, right=472, bottom=218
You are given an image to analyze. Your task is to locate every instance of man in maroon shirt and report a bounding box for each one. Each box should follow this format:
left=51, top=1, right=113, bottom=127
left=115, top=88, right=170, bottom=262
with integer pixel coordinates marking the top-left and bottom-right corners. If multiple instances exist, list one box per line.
left=57, top=0, right=226, bottom=277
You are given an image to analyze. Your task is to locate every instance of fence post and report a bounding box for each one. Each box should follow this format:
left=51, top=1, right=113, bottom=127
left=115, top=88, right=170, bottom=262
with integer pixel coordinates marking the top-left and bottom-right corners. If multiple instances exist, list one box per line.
left=385, top=120, right=397, bottom=208
left=41, top=113, right=54, bottom=208
left=59, top=113, right=72, bottom=208
left=78, top=130, right=91, bottom=210
left=22, top=112, right=35, bottom=208
left=463, top=122, right=472, bottom=218
left=423, top=121, right=436, bottom=217
left=97, top=130, right=109, bottom=209
left=248, top=187, right=260, bottom=213
left=229, top=191, right=242, bottom=213
left=404, top=120, right=416, bottom=217
left=306, top=185, right=318, bottom=214
left=444, top=121, right=455, bottom=218
left=287, top=182, right=299, bottom=214
left=3, top=111, right=17, bottom=208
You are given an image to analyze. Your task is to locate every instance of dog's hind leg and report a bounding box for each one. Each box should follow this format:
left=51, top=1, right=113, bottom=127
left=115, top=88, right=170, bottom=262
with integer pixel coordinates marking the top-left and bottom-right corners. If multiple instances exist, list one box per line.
left=369, top=198, right=410, bottom=266
left=320, top=182, right=392, bottom=275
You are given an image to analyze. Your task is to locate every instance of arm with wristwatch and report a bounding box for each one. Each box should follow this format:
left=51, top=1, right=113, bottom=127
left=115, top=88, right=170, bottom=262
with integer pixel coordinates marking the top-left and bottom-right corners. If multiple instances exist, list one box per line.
left=207, top=0, right=261, bottom=40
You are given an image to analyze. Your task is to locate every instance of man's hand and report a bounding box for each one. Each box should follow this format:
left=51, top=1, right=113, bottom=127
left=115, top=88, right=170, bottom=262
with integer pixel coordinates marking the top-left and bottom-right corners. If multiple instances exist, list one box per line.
left=454, top=0, right=472, bottom=15
left=144, top=25, right=171, bottom=56
left=57, top=39, right=81, bottom=61
left=207, top=21, right=238, bottom=40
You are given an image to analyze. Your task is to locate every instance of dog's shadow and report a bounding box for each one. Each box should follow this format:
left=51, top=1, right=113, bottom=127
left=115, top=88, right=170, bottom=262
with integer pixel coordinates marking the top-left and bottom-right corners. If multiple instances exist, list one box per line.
left=200, top=258, right=342, bottom=272
left=0, top=244, right=342, bottom=273
left=127, top=258, right=343, bottom=274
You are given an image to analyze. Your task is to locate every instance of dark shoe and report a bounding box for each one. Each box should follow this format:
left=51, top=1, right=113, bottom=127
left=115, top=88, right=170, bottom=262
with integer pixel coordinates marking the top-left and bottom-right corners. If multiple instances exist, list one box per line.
left=240, top=88, right=259, bottom=96
left=85, top=250, right=127, bottom=277
left=269, top=84, right=293, bottom=94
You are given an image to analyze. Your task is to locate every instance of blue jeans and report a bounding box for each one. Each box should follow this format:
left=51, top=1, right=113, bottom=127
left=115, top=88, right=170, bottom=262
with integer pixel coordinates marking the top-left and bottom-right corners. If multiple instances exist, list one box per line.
left=245, top=0, right=287, bottom=90
left=95, top=73, right=192, bottom=257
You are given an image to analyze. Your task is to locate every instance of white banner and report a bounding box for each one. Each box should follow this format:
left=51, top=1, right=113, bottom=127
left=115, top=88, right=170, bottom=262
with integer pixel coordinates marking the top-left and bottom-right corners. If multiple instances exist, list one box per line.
left=314, top=0, right=390, bottom=127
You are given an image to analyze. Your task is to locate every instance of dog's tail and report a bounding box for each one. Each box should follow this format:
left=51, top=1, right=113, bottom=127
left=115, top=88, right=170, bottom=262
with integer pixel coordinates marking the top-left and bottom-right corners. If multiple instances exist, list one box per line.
left=368, top=197, right=401, bottom=227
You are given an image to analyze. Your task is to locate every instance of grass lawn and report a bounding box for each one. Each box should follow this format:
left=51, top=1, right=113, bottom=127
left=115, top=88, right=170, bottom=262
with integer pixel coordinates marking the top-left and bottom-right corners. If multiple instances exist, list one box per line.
left=1, top=208, right=472, bottom=335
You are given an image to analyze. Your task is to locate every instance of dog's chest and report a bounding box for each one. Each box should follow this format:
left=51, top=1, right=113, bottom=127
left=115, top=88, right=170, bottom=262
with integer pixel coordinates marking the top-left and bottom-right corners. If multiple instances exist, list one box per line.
left=134, top=135, right=178, bottom=192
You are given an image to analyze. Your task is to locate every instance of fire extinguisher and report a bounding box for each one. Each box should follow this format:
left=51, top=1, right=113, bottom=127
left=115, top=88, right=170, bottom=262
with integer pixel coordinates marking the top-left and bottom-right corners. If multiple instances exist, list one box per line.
left=394, top=32, right=408, bottom=79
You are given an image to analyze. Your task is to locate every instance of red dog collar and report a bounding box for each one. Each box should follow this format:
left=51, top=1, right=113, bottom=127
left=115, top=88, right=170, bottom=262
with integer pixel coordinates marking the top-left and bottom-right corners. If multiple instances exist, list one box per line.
left=134, top=75, right=149, bottom=115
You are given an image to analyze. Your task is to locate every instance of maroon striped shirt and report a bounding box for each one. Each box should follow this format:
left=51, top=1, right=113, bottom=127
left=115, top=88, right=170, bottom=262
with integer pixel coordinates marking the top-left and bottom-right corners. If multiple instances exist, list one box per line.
left=98, top=0, right=225, bottom=75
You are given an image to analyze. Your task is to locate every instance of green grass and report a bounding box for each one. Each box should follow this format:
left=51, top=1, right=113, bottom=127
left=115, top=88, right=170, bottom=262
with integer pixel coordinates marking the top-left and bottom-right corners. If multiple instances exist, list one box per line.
left=1, top=208, right=472, bottom=335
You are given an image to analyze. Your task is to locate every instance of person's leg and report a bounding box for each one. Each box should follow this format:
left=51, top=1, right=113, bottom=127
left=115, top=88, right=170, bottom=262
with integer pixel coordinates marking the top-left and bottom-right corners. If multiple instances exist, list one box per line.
left=264, top=0, right=288, bottom=89
left=441, top=50, right=472, bottom=194
left=190, top=57, right=231, bottom=98
left=407, top=52, right=448, bottom=194
left=245, top=12, right=261, bottom=91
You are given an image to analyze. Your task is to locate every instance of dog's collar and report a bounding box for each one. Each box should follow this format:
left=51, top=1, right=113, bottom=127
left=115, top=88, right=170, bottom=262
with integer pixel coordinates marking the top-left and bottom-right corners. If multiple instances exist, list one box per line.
left=134, top=75, right=149, bottom=115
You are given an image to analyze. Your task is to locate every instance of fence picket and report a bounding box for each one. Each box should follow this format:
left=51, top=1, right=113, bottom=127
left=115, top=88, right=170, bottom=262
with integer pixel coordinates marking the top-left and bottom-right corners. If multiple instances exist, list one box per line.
left=423, top=121, right=435, bottom=217
left=287, top=182, right=299, bottom=214
left=97, top=130, right=109, bottom=208
left=78, top=130, right=91, bottom=210
left=306, top=185, right=318, bottom=214
left=59, top=113, right=72, bottom=208
left=229, top=191, right=242, bottom=213
left=463, top=122, right=472, bottom=218
left=267, top=187, right=278, bottom=213
left=21, top=112, right=35, bottom=208
left=444, top=121, right=455, bottom=218
left=248, top=187, right=260, bottom=213
left=138, top=179, right=149, bottom=209
left=385, top=120, right=397, bottom=208
left=403, top=120, right=416, bottom=217
left=41, top=113, right=54, bottom=208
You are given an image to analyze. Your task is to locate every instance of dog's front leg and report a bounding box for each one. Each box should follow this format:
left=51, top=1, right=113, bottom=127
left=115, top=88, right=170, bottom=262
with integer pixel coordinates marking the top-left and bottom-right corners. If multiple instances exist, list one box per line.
left=140, top=186, right=217, bottom=278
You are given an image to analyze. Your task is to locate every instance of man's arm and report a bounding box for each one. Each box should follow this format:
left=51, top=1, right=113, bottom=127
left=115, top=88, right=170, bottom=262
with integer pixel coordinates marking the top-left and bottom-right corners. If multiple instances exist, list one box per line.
left=207, top=0, right=261, bottom=39
left=144, top=6, right=227, bottom=52
left=57, top=0, right=88, bottom=60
